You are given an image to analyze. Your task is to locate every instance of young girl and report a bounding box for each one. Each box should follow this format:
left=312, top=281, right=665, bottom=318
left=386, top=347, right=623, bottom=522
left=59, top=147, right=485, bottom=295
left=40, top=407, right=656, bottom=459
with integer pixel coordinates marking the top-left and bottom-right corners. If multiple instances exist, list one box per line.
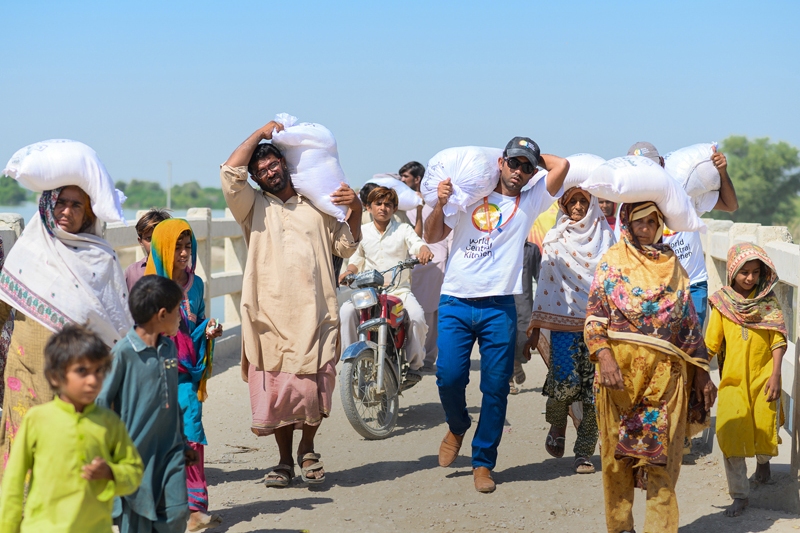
left=706, top=243, right=787, bottom=518
left=145, top=219, right=223, bottom=531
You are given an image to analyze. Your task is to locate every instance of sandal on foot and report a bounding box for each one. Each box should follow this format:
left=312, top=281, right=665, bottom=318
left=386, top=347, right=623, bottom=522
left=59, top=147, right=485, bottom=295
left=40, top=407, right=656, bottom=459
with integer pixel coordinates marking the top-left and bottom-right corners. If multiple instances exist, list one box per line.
left=298, top=452, right=325, bottom=484
left=263, top=464, right=294, bottom=488
left=545, top=432, right=565, bottom=459
left=573, top=456, right=595, bottom=474
left=509, top=381, right=520, bottom=395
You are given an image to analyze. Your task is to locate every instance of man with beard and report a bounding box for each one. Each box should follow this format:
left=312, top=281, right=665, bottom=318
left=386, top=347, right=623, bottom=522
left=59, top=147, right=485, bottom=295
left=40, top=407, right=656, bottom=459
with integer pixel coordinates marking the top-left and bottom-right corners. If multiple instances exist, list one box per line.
left=220, top=120, right=361, bottom=487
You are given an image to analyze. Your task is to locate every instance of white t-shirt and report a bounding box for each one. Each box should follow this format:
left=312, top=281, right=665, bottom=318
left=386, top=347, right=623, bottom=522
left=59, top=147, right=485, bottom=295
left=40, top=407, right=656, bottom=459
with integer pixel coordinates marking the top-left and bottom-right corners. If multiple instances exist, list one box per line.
left=440, top=179, right=560, bottom=298
left=663, top=230, right=707, bottom=284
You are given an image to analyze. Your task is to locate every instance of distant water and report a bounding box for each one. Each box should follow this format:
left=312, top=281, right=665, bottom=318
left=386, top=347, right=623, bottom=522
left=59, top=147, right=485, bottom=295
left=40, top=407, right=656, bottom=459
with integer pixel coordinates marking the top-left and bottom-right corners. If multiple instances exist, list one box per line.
left=0, top=203, right=229, bottom=225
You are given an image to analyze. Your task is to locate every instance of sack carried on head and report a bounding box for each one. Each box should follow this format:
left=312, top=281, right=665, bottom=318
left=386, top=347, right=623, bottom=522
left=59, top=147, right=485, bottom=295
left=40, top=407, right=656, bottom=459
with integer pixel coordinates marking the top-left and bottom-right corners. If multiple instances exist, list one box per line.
left=365, top=174, right=423, bottom=211
left=664, top=143, right=720, bottom=198
left=523, top=153, right=606, bottom=193
left=271, top=113, right=349, bottom=222
left=3, top=139, right=126, bottom=223
left=582, top=156, right=705, bottom=232
left=420, top=146, right=503, bottom=217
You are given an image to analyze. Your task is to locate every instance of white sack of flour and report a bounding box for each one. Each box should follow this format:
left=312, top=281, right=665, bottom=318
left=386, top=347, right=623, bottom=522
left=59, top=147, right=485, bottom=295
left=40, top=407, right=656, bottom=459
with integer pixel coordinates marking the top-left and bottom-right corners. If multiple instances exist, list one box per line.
left=3, top=139, right=126, bottom=223
left=582, top=155, right=705, bottom=232
left=420, top=146, right=503, bottom=217
left=664, top=143, right=720, bottom=198
left=365, top=174, right=423, bottom=211
left=272, top=113, right=349, bottom=221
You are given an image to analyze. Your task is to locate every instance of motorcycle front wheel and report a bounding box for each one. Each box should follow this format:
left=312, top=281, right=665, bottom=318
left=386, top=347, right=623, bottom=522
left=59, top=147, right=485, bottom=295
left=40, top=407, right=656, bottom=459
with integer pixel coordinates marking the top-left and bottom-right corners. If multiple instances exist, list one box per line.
left=340, top=350, right=400, bottom=440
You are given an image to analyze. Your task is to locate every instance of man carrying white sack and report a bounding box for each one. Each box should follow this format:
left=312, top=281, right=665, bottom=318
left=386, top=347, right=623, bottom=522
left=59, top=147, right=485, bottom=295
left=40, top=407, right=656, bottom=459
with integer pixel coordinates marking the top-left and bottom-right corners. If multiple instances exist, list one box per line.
left=399, top=161, right=451, bottom=373
left=221, top=120, right=362, bottom=487
left=625, top=141, right=738, bottom=327
left=426, top=137, right=568, bottom=493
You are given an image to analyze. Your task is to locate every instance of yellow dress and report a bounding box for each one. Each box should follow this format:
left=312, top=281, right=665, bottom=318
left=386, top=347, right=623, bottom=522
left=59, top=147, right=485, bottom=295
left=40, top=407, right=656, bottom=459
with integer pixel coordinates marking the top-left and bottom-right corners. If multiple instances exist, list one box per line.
left=705, top=305, right=785, bottom=458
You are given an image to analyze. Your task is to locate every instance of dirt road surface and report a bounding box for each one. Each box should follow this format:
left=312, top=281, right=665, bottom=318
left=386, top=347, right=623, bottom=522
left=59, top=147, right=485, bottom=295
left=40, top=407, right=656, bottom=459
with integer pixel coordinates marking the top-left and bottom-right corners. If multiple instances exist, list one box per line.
left=202, top=343, right=799, bottom=533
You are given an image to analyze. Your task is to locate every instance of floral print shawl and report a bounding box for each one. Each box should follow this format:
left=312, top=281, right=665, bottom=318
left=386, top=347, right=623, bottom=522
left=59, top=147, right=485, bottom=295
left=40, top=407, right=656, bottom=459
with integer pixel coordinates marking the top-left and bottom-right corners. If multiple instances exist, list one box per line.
left=708, top=243, right=787, bottom=336
left=584, top=202, right=709, bottom=369
left=585, top=202, right=711, bottom=467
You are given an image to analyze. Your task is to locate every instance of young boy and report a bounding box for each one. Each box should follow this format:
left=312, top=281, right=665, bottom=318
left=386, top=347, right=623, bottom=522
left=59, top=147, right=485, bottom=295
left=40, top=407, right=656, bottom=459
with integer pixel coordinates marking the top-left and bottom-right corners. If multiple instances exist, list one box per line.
left=96, top=275, right=200, bottom=532
left=125, top=209, right=172, bottom=292
left=706, top=243, right=787, bottom=518
left=338, top=186, right=433, bottom=386
left=0, top=324, right=143, bottom=533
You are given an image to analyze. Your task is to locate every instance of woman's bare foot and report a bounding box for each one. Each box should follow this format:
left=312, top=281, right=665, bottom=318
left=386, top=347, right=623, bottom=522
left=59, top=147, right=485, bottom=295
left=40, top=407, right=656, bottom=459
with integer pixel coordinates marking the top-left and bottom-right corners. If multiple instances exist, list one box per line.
left=754, top=461, right=771, bottom=484
left=187, top=511, right=222, bottom=531
left=723, top=497, right=749, bottom=517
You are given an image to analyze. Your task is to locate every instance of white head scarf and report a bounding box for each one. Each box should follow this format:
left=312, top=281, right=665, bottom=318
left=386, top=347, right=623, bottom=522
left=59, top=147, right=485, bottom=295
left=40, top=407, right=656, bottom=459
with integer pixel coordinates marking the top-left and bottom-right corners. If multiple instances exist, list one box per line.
left=0, top=188, right=133, bottom=346
left=530, top=188, right=616, bottom=331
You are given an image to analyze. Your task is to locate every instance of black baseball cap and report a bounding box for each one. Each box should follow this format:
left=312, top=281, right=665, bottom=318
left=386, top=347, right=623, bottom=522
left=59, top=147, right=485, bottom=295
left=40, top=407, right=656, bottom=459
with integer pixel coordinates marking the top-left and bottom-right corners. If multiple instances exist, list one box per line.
left=504, top=137, right=541, bottom=166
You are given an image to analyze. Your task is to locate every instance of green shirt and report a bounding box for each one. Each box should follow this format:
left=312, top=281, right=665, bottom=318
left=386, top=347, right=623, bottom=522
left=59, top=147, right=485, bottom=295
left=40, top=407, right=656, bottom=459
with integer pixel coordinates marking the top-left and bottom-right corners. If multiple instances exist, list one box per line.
left=0, top=397, right=143, bottom=533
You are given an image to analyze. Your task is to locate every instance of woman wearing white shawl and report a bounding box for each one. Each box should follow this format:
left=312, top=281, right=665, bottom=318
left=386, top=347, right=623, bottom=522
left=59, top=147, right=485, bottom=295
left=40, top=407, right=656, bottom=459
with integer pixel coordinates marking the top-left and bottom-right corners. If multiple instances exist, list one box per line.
left=0, top=186, right=132, bottom=469
left=526, top=187, right=615, bottom=474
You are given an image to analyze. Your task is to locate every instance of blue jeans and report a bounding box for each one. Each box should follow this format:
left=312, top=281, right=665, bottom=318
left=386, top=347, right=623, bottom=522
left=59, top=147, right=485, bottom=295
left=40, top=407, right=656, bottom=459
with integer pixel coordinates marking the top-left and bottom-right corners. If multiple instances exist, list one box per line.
left=436, top=294, right=516, bottom=469
left=690, top=281, right=708, bottom=329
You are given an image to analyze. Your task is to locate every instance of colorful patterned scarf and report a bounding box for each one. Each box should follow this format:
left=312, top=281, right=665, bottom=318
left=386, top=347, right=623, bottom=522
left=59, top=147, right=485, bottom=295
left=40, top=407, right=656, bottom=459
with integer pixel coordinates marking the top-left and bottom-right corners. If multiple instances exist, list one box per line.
left=529, top=188, right=616, bottom=331
left=145, top=219, right=214, bottom=402
left=708, top=243, right=787, bottom=335
left=585, top=202, right=711, bottom=464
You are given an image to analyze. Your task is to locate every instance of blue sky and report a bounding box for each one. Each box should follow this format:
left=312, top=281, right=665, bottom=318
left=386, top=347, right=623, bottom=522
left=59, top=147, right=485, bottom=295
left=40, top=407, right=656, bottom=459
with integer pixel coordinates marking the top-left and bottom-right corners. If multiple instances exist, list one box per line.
left=1, top=1, right=798, bottom=189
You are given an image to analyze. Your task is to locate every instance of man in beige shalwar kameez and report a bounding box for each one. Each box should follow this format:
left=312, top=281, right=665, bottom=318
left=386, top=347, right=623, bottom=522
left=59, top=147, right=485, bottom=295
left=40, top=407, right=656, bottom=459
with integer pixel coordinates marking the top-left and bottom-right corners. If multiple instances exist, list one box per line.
left=221, top=120, right=361, bottom=487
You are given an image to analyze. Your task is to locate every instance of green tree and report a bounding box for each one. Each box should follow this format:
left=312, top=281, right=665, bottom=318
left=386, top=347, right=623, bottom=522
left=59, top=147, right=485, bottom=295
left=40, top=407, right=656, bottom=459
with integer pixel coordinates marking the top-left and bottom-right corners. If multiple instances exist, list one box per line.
left=0, top=176, right=30, bottom=205
left=170, top=182, right=227, bottom=209
left=120, top=179, right=167, bottom=209
left=706, top=136, right=800, bottom=226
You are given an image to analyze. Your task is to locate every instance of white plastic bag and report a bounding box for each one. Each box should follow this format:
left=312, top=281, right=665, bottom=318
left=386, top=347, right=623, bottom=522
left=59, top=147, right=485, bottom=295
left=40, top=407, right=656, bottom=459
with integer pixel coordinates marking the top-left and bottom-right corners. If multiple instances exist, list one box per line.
left=582, top=156, right=705, bottom=232
left=420, top=146, right=502, bottom=217
left=365, top=174, right=423, bottom=211
left=663, top=143, right=720, bottom=198
left=564, top=153, right=606, bottom=191
left=3, top=139, right=126, bottom=223
left=271, top=113, right=349, bottom=222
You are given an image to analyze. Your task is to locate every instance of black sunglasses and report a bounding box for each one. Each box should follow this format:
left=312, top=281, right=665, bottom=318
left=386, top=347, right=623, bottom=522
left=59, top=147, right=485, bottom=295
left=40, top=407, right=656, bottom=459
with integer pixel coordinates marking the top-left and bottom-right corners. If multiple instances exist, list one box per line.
left=504, top=157, right=535, bottom=174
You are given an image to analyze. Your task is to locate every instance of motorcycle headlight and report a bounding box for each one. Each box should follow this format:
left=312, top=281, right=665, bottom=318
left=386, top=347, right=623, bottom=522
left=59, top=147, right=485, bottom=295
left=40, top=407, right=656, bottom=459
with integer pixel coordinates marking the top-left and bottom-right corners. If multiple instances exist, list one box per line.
left=351, top=288, right=378, bottom=310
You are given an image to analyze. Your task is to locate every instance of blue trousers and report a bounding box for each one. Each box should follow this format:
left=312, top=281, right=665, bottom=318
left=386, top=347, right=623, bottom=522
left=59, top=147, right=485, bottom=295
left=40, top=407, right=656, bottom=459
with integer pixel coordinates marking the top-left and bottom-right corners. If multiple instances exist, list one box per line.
left=690, top=281, right=708, bottom=330
left=436, top=295, right=516, bottom=469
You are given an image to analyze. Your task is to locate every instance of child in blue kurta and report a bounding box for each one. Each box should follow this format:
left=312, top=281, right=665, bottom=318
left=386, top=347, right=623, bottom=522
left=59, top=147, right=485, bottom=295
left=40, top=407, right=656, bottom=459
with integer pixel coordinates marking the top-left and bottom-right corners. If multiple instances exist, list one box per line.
left=96, top=275, right=196, bottom=533
left=0, top=324, right=143, bottom=533
left=145, top=219, right=223, bottom=531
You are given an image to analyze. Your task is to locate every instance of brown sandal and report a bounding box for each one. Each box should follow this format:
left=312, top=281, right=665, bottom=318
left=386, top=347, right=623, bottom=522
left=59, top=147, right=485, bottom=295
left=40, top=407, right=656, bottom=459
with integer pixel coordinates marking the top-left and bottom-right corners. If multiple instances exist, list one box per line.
left=574, top=456, right=595, bottom=474
left=545, top=430, right=565, bottom=459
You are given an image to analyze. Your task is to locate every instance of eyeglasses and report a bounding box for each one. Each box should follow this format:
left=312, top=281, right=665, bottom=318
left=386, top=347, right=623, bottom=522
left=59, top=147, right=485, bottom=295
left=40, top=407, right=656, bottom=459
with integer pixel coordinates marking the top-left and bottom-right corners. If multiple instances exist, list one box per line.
left=254, top=160, right=282, bottom=180
left=504, top=157, right=535, bottom=174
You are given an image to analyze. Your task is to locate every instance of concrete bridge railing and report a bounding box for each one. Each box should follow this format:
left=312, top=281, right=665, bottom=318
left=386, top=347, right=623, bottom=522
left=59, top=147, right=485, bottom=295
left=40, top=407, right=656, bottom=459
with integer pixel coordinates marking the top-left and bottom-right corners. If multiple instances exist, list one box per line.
left=0, top=207, right=245, bottom=356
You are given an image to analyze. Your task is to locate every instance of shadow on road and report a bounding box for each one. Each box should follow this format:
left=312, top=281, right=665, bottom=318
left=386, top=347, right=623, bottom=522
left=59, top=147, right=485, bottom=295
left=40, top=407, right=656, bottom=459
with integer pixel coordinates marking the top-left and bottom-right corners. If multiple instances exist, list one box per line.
left=390, top=401, right=444, bottom=437
left=327, top=455, right=441, bottom=488
left=207, top=465, right=266, bottom=485
left=498, top=456, right=603, bottom=483
left=214, top=497, right=333, bottom=533
left=680, top=511, right=779, bottom=532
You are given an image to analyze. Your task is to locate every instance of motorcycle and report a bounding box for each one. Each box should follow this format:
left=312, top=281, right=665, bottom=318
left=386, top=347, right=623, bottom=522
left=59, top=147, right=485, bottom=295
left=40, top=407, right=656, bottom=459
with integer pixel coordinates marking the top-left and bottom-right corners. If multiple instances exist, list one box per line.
left=339, top=258, right=420, bottom=439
